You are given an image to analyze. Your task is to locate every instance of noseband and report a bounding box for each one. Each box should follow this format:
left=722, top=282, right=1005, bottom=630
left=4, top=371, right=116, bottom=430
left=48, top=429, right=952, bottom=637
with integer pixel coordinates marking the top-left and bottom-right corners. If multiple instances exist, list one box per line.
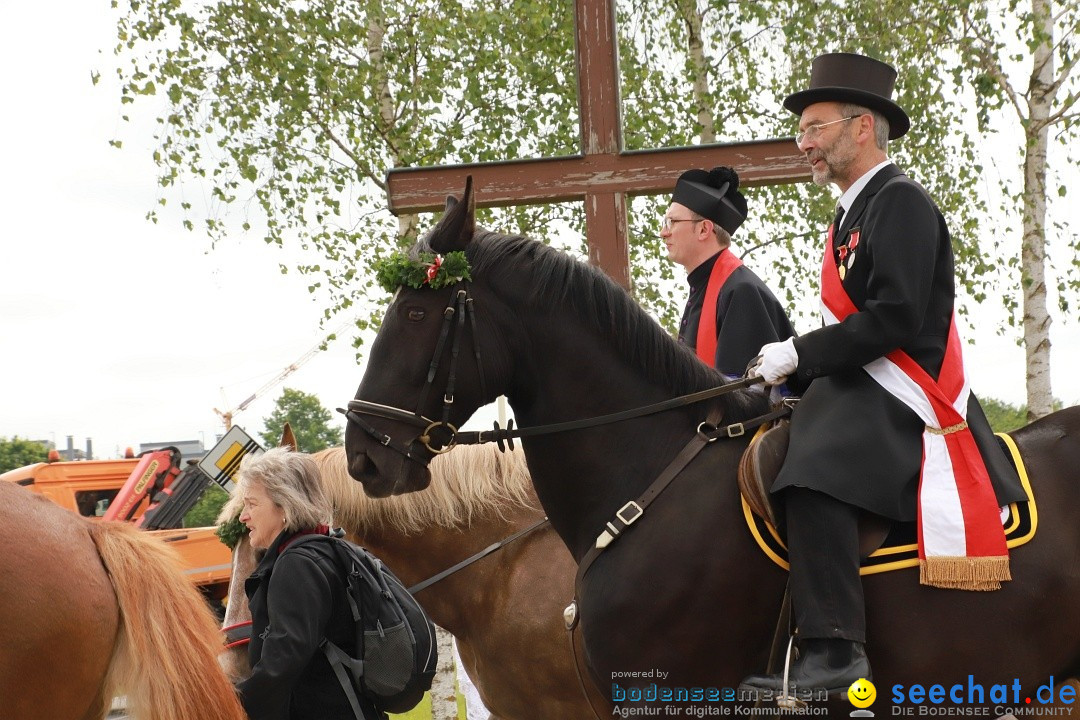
left=340, top=282, right=488, bottom=463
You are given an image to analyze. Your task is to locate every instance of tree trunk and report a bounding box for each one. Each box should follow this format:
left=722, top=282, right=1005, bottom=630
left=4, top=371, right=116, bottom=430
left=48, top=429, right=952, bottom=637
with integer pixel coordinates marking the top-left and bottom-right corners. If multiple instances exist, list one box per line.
left=674, top=0, right=715, bottom=143
left=430, top=626, right=459, bottom=720
left=367, top=10, right=451, bottom=713
left=397, top=212, right=420, bottom=243
left=1021, top=0, right=1055, bottom=420
left=367, top=0, right=419, bottom=244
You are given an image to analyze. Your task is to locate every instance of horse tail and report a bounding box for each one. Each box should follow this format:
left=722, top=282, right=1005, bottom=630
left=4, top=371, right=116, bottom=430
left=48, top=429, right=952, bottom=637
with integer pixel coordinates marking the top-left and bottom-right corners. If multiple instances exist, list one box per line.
left=87, top=521, right=246, bottom=720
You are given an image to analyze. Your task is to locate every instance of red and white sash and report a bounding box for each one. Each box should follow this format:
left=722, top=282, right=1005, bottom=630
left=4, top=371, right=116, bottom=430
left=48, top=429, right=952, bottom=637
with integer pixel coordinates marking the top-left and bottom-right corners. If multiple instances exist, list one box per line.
left=695, top=249, right=743, bottom=366
left=820, top=225, right=1010, bottom=590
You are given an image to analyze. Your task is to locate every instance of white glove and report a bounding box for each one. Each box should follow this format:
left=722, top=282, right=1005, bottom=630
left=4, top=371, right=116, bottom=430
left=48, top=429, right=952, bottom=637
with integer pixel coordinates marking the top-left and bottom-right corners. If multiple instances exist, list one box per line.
left=751, top=337, right=798, bottom=385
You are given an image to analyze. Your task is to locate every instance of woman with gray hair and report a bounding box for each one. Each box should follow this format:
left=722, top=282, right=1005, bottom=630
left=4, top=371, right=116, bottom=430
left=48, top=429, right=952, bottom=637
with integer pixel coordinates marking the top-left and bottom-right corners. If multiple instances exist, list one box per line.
left=235, top=446, right=385, bottom=720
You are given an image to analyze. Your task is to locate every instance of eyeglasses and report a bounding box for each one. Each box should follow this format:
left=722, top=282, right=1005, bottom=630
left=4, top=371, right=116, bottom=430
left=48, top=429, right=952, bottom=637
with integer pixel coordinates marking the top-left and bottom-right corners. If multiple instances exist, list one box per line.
left=795, top=115, right=860, bottom=146
left=661, top=217, right=701, bottom=231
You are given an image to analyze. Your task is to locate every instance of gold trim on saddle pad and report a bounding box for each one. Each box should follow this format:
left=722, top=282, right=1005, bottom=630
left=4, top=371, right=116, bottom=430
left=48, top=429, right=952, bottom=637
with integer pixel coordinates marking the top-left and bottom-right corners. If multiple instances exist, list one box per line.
left=740, top=431, right=1038, bottom=575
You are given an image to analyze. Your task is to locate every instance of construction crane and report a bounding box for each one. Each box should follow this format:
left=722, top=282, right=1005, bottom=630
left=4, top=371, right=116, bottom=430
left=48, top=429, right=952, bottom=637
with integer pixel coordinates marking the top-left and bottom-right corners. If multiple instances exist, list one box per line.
left=214, top=318, right=355, bottom=430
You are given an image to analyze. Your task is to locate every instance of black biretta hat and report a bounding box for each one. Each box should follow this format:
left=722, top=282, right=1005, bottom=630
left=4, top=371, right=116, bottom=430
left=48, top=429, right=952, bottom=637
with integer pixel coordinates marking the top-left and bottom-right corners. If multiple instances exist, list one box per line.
left=671, top=166, right=747, bottom=235
left=783, top=52, right=910, bottom=139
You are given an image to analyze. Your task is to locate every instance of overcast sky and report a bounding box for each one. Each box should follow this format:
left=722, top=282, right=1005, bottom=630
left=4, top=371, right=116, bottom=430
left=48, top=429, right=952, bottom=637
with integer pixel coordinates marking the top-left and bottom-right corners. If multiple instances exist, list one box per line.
left=0, top=2, right=370, bottom=458
left=1, top=2, right=1077, bottom=460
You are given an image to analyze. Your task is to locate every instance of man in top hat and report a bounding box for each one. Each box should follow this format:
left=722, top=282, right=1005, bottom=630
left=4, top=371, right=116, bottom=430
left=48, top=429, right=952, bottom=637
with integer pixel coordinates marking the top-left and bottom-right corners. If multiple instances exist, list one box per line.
left=742, top=53, right=1026, bottom=692
left=663, top=165, right=794, bottom=377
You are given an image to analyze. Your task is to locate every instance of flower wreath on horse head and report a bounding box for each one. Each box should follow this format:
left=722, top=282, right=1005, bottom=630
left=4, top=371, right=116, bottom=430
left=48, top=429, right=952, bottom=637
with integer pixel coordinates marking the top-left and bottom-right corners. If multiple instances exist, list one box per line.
left=374, top=250, right=471, bottom=293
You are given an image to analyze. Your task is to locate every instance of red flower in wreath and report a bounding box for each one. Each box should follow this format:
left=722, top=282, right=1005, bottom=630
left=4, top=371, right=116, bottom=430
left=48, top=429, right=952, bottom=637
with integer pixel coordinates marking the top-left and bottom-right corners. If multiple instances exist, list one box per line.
left=425, top=255, right=443, bottom=284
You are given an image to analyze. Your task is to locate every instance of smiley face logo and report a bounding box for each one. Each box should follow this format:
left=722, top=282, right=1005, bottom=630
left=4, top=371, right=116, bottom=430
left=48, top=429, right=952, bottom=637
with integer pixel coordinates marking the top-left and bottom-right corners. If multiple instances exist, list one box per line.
left=848, top=678, right=876, bottom=708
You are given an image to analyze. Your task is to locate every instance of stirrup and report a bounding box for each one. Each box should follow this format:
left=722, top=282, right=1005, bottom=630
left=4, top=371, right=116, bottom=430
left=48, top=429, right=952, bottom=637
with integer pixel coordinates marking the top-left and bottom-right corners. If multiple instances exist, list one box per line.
left=776, top=636, right=806, bottom=710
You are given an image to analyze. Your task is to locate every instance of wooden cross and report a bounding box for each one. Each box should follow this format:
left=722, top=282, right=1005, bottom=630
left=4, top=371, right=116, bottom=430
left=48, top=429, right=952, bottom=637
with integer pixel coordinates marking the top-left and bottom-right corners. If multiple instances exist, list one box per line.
left=386, top=0, right=810, bottom=288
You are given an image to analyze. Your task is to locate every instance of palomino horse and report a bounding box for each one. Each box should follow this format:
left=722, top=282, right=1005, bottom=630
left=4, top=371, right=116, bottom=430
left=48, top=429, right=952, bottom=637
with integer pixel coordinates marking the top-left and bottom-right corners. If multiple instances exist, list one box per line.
left=343, top=179, right=1080, bottom=707
left=220, top=533, right=257, bottom=683
left=219, top=443, right=602, bottom=719
left=0, top=480, right=245, bottom=720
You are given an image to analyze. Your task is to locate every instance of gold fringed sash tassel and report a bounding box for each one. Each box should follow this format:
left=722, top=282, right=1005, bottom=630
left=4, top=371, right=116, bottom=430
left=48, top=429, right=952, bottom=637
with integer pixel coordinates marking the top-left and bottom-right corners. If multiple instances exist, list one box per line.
left=920, top=556, right=1012, bottom=591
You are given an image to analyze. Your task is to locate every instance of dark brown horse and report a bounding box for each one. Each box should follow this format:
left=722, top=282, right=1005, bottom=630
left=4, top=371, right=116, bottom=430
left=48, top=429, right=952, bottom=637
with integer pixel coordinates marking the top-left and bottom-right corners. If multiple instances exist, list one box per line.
left=343, top=180, right=1080, bottom=708
left=0, top=480, right=246, bottom=720
left=220, top=443, right=602, bottom=719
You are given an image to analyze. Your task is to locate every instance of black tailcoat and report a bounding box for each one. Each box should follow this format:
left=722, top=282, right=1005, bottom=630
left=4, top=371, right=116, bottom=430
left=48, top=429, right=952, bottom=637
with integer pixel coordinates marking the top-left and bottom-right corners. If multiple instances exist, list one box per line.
left=775, top=165, right=1025, bottom=521
left=678, top=252, right=796, bottom=377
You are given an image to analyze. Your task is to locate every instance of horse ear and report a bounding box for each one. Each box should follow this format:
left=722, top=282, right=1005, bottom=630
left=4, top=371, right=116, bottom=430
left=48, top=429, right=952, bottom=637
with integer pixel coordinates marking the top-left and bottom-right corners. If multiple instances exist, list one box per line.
left=429, top=176, right=475, bottom=254
left=279, top=422, right=297, bottom=451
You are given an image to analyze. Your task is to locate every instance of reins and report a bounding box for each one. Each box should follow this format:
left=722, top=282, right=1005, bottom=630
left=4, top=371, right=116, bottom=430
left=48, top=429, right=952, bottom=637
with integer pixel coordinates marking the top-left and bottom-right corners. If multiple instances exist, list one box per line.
left=342, top=374, right=769, bottom=452
left=339, top=280, right=775, bottom=463
left=407, top=516, right=549, bottom=595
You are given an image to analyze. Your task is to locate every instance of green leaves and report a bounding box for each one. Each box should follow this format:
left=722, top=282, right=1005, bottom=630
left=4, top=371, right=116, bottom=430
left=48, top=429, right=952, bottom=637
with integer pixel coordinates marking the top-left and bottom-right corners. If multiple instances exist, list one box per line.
left=112, top=0, right=584, bottom=348
left=259, top=387, right=343, bottom=453
left=214, top=513, right=249, bottom=549
left=373, top=250, right=471, bottom=293
left=0, top=436, right=50, bottom=474
left=110, top=0, right=1078, bottom=383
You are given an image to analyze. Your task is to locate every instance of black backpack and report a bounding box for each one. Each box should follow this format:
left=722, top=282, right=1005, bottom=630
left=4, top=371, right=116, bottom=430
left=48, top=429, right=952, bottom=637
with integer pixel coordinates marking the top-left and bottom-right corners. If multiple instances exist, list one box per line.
left=289, top=533, right=438, bottom=716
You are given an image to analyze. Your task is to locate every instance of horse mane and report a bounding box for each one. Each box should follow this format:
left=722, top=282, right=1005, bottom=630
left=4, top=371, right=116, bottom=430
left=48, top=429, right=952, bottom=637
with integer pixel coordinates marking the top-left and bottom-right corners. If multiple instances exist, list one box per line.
left=418, top=230, right=769, bottom=420
left=314, top=444, right=537, bottom=536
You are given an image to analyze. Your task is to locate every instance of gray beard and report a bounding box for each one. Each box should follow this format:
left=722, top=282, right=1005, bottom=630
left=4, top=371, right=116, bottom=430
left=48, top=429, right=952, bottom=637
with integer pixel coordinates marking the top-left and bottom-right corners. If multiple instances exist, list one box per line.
left=811, top=167, right=832, bottom=186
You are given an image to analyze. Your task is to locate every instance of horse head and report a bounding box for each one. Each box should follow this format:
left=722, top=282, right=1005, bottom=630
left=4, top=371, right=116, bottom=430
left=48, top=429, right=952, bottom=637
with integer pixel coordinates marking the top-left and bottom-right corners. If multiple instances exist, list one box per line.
left=346, top=178, right=517, bottom=497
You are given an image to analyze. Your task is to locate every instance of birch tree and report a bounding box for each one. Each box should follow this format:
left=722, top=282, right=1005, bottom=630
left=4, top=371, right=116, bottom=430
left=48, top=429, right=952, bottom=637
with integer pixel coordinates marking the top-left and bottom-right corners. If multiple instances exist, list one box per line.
left=945, top=0, right=1080, bottom=418
left=111, top=0, right=580, bottom=340
left=792, top=0, right=1080, bottom=418
left=658, top=0, right=1080, bottom=417
left=110, top=0, right=1076, bottom=417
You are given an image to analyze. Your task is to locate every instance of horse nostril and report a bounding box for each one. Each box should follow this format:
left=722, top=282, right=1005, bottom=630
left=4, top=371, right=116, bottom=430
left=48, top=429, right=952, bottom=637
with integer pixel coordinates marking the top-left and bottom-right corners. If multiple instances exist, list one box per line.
left=348, top=452, right=372, bottom=479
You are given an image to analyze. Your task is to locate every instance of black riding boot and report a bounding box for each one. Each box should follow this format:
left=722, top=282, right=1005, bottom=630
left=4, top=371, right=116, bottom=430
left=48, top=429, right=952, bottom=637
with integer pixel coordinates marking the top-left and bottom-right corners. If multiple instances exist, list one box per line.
left=739, top=638, right=871, bottom=695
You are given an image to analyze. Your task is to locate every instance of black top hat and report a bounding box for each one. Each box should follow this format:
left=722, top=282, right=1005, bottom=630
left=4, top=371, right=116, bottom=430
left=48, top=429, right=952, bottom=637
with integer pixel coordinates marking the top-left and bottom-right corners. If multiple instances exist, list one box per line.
left=783, top=52, right=910, bottom=139
left=671, top=166, right=747, bottom=235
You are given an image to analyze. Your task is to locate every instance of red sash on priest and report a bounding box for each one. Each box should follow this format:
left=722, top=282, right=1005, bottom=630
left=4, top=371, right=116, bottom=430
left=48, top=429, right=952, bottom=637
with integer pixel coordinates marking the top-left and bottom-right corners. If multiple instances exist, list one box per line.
left=695, top=249, right=743, bottom=367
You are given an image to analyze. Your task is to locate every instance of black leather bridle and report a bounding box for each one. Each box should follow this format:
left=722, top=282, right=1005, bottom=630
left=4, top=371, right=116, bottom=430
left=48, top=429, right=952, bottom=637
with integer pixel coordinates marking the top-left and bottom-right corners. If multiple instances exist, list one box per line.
left=340, top=282, right=487, bottom=463
left=339, top=280, right=776, bottom=466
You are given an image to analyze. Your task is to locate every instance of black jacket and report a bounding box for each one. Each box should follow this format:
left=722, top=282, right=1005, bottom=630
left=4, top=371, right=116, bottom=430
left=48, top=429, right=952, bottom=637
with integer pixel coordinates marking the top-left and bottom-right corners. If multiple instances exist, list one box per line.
left=237, top=529, right=384, bottom=720
left=678, top=252, right=796, bottom=377
left=775, top=165, right=1026, bottom=520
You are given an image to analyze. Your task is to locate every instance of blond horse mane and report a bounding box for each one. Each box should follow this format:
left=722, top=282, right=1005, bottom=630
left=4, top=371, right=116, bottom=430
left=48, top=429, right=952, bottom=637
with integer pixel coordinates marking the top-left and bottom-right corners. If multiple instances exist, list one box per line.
left=218, top=443, right=536, bottom=536
left=315, top=444, right=536, bottom=536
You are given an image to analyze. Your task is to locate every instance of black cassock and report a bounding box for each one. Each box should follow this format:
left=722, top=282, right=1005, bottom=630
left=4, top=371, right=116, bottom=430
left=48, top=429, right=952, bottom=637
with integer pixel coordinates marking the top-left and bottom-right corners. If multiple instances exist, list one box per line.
left=677, top=251, right=796, bottom=377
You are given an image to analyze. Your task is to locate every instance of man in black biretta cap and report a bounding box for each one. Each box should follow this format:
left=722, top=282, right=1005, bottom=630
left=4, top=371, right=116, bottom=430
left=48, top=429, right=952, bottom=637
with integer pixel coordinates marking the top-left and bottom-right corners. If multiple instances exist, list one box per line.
left=662, top=165, right=793, bottom=378
left=741, top=52, right=1025, bottom=695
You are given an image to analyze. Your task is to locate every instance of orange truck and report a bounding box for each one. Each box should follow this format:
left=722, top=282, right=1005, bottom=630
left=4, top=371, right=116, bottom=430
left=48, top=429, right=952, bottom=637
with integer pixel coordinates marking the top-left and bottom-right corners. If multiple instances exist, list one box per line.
left=0, top=451, right=235, bottom=610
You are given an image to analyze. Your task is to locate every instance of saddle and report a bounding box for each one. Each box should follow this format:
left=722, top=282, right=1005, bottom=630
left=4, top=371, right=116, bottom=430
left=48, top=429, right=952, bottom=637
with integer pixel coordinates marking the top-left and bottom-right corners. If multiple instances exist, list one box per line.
left=738, top=425, right=1036, bottom=576
left=737, top=420, right=892, bottom=560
